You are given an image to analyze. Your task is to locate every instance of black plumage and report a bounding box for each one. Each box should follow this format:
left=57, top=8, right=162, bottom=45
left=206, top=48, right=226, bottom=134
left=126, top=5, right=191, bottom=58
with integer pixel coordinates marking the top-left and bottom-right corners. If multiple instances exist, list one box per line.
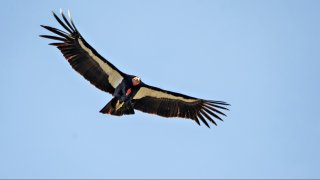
left=132, top=84, right=229, bottom=128
left=40, top=10, right=229, bottom=128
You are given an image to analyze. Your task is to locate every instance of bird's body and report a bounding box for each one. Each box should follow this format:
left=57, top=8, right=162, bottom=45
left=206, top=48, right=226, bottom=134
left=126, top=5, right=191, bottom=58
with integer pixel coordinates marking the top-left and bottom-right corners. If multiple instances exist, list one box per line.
left=41, top=11, right=229, bottom=128
left=102, top=75, right=140, bottom=116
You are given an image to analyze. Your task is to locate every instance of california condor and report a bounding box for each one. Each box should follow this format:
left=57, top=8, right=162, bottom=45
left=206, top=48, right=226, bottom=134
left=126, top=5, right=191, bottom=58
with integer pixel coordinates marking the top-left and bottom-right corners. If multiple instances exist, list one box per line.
left=40, top=10, right=230, bottom=128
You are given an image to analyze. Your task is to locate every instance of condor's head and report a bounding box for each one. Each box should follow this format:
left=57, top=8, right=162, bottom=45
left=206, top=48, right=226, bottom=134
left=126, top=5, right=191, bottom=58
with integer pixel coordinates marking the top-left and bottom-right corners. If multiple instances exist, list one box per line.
left=132, top=76, right=141, bottom=86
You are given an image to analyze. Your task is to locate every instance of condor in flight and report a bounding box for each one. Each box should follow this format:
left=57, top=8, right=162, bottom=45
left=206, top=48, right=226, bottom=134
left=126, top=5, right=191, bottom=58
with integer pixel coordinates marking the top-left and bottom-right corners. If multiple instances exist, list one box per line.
left=40, top=11, right=229, bottom=128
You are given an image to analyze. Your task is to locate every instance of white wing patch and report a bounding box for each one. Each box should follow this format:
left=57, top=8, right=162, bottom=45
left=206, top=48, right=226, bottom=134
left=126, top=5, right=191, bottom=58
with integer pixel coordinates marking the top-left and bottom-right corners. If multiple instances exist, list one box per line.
left=133, top=87, right=198, bottom=103
left=78, top=39, right=123, bottom=88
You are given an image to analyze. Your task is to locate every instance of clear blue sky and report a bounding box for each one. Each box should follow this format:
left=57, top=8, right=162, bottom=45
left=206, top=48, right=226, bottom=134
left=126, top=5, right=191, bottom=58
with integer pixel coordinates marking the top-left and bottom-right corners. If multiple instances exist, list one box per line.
left=1, top=0, right=319, bottom=179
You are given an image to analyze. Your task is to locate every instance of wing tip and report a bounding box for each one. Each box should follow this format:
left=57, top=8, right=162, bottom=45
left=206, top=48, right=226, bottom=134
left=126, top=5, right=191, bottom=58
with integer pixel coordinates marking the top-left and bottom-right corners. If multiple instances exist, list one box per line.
left=195, top=99, right=230, bottom=128
left=52, top=10, right=56, bottom=16
left=209, top=100, right=231, bottom=106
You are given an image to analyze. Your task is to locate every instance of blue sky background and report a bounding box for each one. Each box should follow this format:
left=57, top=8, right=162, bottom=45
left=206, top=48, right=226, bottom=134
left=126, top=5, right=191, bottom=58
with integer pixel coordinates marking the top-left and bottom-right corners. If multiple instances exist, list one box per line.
left=1, top=0, right=320, bottom=179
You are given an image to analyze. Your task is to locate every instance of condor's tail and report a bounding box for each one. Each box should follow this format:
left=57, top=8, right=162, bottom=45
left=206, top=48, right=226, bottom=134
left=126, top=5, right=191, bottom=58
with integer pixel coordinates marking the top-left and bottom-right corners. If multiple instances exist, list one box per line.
left=100, top=97, right=135, bottom=116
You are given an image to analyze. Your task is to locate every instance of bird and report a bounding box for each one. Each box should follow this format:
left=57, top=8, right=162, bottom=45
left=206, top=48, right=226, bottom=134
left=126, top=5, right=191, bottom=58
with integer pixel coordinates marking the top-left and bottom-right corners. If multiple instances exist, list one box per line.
left=40, top=10, right=230, bottom=128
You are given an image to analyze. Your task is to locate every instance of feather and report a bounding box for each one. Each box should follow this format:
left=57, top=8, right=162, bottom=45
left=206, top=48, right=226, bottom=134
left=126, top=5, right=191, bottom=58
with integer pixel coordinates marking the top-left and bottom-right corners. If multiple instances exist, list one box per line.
left=40, top=35, right=66, bottom=41
left=61, top=10, right=76, bottom=32
left=206, top=102, right=230, bottom=110
left=197, top=111, right=210, bottom=128
left=52, top=11, right=73, bottom=34
left=40, top=25, right=71, bottom=39
left=200, top=109, right=217, bottom=126
left=202, top=107, right=222, bottom=123
left=203, top=103, right=227, bottom=116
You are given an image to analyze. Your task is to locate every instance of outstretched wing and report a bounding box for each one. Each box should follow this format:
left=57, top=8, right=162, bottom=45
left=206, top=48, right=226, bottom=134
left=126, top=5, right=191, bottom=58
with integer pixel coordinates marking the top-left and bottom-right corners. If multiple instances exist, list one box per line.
left=133, top=84, right=229, bottom=128
left=40, top=11, right=124, bottom=94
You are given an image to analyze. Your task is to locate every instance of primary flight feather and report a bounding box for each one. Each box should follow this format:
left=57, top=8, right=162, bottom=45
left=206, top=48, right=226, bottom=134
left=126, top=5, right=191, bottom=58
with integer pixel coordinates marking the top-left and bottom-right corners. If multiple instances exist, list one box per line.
left=40, top=11, right=229, bottom=128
